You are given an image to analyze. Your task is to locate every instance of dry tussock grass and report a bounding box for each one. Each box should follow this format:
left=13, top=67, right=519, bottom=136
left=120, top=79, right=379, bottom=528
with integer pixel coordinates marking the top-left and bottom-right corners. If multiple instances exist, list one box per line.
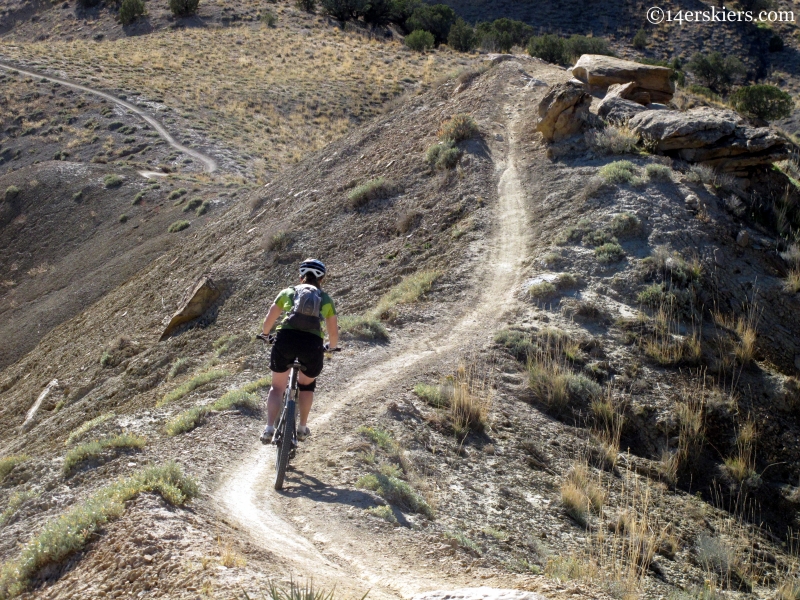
left=0, top=22, right=476, bottom=181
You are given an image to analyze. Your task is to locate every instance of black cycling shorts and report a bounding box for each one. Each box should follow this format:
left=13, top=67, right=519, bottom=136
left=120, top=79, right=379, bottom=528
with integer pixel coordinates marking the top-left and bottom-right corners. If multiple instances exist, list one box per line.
left=269, top=329, right=324, bottom=378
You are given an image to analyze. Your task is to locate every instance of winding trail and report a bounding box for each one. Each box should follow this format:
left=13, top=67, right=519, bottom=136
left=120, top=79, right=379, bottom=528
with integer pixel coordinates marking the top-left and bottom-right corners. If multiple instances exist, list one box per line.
left=217, top=84, right=532, bottom=597
left=0, top=59, right=218, bottom=173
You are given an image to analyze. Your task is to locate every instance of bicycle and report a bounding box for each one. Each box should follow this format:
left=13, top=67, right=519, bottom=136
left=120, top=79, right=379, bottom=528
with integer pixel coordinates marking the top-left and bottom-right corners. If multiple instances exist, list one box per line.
left=257, top=333, right=339, bottom=491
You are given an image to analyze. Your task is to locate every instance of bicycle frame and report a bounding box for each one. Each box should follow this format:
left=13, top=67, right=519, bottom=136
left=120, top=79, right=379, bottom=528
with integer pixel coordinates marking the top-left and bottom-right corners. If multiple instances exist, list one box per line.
left=273, top=359, right=302, bottom=489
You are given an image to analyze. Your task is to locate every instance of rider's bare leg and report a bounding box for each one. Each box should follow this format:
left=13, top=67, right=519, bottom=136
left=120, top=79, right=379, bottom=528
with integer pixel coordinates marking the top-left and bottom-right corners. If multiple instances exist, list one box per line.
left=297, top=372, right=315, bottom=428
left=267, top=370, right=290, bottom=427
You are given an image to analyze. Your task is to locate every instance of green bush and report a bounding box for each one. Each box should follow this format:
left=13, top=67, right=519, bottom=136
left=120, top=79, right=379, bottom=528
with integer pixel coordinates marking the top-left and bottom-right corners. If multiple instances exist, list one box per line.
left=319, top=0, right=365, bottom=21
left=563, top=35, right=612, bottom=62
left=0, top=455, right=28, bottom=483
left=632, top=28, right=647, bottom=49
left=527, top=34, right=565, bottom=64
left=4, top=185, right=20, bottom=200
left=0, top=463, right=196, bottom=598
left=687, top=84, right=722, bottom=102
left=405, top=29, right=435, bottom=52
left=132, top=191, right=145, bottom=205
left=338, top=315, right=389, bottom=341
left=118, top=214, right=129, bottom=223
left=448, top=18, right=476, bottom=52
left=439, top=113, right=478, bottom=143
left=183, top=198, right=202, bottom=212
left=361, top=0, right=393, bottom=24
left=475, top=18, right=533, bottom=53
left=357, top=472, right=432, bottom=516
left=159, top=368, right=230, bottom=406
left=425, top=141, right=460, bottom=170
left=261, top=10, right=276, bottom=26
left=119, top=0, right=146, bottom=24
left=599, top=160, right=637, bottom=184
left=168, top=220, right=190, bottom=233
left=686, top=52, right=746, bottom=94
left=347, top=177, right=400, bottom=209
left=595, top=242, right=625, bottom=263
left=413, top=383, right=449, bottom=408
left=195, top=200, right=210, bottom=216
left=66, top=413, right=115, bottom=446
left=295, top=0, right=316, bottom=12
left=729, top=85, right=793, bottom=121
left=609, top=212, right=642, bottom=238
left=63, top=433, right=146, bottom=474
left=168, top=188, right=187, bottom=201
left=169, top=0, right=199, bottom=17
left=405, top=4, right=456, bottom=44
left=644, top=163, right=673, bottom=182
left=104, top=174, right=123, bottom=188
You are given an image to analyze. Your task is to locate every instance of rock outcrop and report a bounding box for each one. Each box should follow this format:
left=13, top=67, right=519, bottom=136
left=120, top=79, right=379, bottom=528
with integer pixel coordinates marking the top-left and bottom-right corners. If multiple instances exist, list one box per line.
left=629, top=107, right=791, bottom=172
left=573, top=54, right=674, bottom=102
left=597, top=82, right=649, bottom=122
left=159, top=276, right=222, bottom=341
left=535, top=80, right=591, bottom=142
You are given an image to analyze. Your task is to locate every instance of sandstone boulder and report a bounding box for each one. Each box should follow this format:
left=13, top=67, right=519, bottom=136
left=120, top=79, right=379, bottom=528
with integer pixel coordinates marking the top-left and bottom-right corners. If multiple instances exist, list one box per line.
left=629, top=107, right=790, bottom=172
left=535, top=80, right=591, bottom=142
left=573, top=54, right=674, bottom=102
left=160, top=276, right=222, bottom=341
left=598, top=82, right=648, bottom=122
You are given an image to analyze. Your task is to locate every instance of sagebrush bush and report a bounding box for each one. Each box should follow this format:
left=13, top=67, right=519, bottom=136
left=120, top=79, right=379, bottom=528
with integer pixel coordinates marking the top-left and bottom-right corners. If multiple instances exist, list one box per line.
left=357, top=472, right=432, bottom=517
left=598, top=161, right=637, bottom=184
left=0, top=455, right=28, bottom=483
left=338, top=315, right=389, bottom=341
left=425, top=141, right=460, bottom=170
left=168, top=220, right=190, bottom=233
left=63, top=433, right=146, bottom=474
left=405, top=30, right=435, bottom=52
left=169, top=0, right=199, bottom=17
left=0, top=463, right=197, bottom=598
left=119, top=0, right=146, bottom=24
left=588, top=126, right=638, bottom=155
left=159, top=368, right=230, bottom=406
left=4, top=185, right=20, bottom=200
left=347, top=178, right=400, bottom=209
left=609, top=212, right=641, bottom=238
left=438, top=114, right=478, bottom=143
left=595, top=242, right=625, bottom=263
left=645, top=163, right=673, bottom=182
left=104, top=174, right=123, bottom=188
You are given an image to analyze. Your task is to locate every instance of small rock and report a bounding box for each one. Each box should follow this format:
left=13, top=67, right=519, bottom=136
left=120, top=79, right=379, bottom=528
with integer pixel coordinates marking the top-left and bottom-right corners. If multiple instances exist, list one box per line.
left=684, top=194, right=699, bottom=209
left=714, top=248, right=725, bottom=267
left=736, top=230, right=750, bottom=247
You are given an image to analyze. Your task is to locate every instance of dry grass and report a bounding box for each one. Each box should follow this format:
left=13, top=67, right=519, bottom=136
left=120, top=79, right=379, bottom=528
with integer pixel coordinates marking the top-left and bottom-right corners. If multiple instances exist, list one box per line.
left=63, top=433, right=146, bottom=474
left=561, top=460, right=605, bottom=526
left=785, top=267, right=800, bottom=294
left=587, top=125, right=639, bottom=155
left=591, top=388, right=624, bottom=469
left=65, top=412, right=115, bottom=446
left=0, top=455, right=28, bottom=483
left=158, top=368, right=230, bottom=406
left=0, top=22, right=476, bottom=181
left=218, top=538, right=246, bottom=568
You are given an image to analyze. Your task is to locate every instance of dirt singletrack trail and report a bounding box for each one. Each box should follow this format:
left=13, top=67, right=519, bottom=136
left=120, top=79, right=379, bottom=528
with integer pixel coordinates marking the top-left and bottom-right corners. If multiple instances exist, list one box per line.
left=217, top=67, right=543, bottom=597
left=0, top=59, right=219, bottom=173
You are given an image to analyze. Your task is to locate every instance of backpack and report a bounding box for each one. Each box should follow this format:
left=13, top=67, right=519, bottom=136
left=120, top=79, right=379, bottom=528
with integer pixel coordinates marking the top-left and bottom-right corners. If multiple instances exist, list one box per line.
left=284, top=284, right=323, bottom=331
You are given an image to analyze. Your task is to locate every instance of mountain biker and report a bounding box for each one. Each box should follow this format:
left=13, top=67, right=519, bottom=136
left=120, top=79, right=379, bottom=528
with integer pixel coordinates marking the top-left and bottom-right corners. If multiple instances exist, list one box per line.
left=259, top=258, right=338, bottom=445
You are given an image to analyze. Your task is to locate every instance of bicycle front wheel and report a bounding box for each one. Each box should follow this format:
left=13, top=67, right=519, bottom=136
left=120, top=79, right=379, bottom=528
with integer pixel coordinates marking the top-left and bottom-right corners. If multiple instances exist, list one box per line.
left=274, top=400, right=295, bottom=490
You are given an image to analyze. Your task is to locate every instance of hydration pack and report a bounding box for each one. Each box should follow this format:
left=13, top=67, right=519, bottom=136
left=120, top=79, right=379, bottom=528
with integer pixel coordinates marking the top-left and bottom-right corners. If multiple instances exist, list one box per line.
left=285, top=284, right=322, bottom=331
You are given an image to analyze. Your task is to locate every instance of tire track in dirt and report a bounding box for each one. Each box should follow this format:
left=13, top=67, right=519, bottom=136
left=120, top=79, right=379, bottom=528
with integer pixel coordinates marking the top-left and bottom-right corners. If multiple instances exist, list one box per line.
left=217, top=78, right=531, bottom=597
left=0, top=59, right=219, bottom=173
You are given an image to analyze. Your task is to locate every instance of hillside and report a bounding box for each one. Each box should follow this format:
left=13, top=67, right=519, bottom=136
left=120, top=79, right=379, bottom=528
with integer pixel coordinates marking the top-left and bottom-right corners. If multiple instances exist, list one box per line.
left=1, top=1, right=800, bottom=600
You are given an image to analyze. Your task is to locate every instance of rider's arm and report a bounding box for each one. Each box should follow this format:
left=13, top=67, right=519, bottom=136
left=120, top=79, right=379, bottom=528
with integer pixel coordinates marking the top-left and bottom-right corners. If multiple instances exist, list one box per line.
left=325, top=315, right=339, bottom=349
left=262, top=303, right=283, bottom=334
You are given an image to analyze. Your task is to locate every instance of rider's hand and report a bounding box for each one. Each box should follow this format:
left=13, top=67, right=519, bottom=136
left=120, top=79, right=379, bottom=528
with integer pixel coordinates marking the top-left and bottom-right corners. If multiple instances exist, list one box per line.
left=324, top=343, right=338, bottom=352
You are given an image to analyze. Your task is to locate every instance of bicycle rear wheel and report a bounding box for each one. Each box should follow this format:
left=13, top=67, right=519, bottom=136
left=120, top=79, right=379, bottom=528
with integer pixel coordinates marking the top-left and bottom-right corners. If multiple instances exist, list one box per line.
left=274, top=399, right=295, bottom=490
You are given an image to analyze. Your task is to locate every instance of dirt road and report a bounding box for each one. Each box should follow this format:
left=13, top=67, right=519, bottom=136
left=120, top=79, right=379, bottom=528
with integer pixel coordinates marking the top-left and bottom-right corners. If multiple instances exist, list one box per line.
left=217, top=79, right=534, bottom=597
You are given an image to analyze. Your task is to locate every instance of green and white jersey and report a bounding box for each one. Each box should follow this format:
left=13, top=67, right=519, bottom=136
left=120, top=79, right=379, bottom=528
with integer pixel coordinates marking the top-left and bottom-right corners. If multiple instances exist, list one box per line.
left=274, top=287, right=336, bottom=338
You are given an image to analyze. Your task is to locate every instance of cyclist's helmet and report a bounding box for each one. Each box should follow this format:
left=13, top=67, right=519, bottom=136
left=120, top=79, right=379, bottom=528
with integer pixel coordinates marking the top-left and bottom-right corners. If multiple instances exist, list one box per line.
left=299, top=258, right=326, bottom=279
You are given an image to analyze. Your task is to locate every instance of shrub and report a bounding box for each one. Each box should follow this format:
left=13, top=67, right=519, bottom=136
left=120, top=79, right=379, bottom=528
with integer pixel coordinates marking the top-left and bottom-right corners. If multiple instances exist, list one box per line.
left=374, top=269, right=439, bottom=317
left=347, top=177, right=400, bottom=209
left=0, top=491, right=36, bottom=527
left=265, top=230, right=292, bottom=251
left=195, top=200, right=210, bottom=216
left=598, top=160, right=637, bottom=184
left=439, top=114, right=478, bottom=143
left=66, top=413, right=115, bottom=446
left=405, top=29, right=435, bottom=52
left=366, top=505, right=397, bottom=523
left=609, top=212, right=641, bottom=238
left=168, top=188, right=187, bottom=201
left=768, top=33, right=784, bottom=52
left=261, top=10, right=276, bottom=26
left=494, top=329, right=535, bottom=361
left=595, top=242, right=625, bottom=263
left=729, top=85, right=793, bottom=121
left=686, top=52, right=746, bottom=93
left=338, top=315, right=389, bottom=341
left=168, top=357, right=190, bottom=379
left=4, top=185, right=20, bottom=200
left=132, top=191, right=145, bottom=205
left=357, top=472, right=432, bottom=516
left=528, top=281, right=557, bottom=300
left=527, top=34, right=565, bottom=64
left=295, top=0, right=316, bottom=12
left=169, top=0, right=199, bottom=17
left=563, top=35, right=612, bottom=62
left=425, top=141, right=460, bottom=170
left=588, top=125, right=638, bottom=155
left=0, top=455, right=28, bottom=483
left=183, top=198, right=202, bottom=212
left=414, top=383, right=449, bottom=408
left=119, top=0, right=146, bottom=24
left=475, top=18, right=533, bottom=53
left=159, top=368, right=230, bottom=406
left=63, top=433, right=146, bottom=474
left=168, top=220, right=190, bottom=233
left=319, top=0, right=365, bottom=21
left=118, top=214, right=128, bottom=223
left=448, top=18, right=476, bottom=52
left=632, top=28, right=647, bottom=49
left=104, top=174, right=123, bottom=188
left=0, top=463, right=196, bottom=598
left=785, top=268, right=800, bottom=294
left=405, top=4, right=456, bottom=44
left=360, top=0, right=393, bottom=24
left=645, top=163, right=673, bottom=182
